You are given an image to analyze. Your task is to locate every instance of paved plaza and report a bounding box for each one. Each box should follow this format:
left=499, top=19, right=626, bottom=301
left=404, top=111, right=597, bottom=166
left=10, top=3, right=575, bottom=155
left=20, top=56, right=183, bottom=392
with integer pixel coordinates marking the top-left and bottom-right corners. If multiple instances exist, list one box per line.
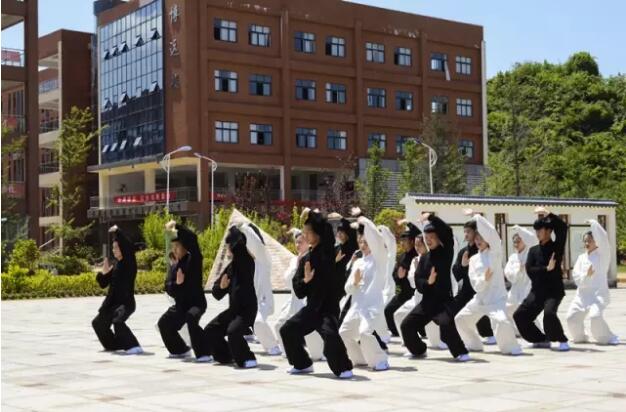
left=2, top=289, right=626, bottom=411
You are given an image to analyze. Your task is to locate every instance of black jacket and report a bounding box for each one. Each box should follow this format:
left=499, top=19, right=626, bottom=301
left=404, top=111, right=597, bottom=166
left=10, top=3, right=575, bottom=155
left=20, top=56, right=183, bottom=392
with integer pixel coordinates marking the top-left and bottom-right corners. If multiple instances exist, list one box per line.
left=212, top=244, right=258, bottom=324
left=526, top=213, right=568, bottom=299
left=414, top=216, right=455, bottom=310
left=452, top=243, right=479, bottom=302
left=171, top=224, right=207, bottom=311
left=392, top=248, right=418, bottom=299
left=293, top=243, right=336, bottom=315
left=97, top=229, right=137, bottom=313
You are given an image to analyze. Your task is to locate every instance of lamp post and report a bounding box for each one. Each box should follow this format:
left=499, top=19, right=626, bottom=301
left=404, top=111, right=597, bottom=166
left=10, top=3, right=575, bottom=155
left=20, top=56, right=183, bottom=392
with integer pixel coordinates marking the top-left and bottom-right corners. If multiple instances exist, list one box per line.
left=194, top=153, right=218, bottom=227
left=160, top=145, right=192, bottom=213
left=416, top=140, right=438, bottom=194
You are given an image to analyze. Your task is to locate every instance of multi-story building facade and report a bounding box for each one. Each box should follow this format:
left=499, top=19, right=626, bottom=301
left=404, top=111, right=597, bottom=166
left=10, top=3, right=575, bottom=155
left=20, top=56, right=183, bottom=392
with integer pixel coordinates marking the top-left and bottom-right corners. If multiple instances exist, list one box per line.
left=90, top=0, right=486, bottom=229
left=2, top=28, right=94, bottom=245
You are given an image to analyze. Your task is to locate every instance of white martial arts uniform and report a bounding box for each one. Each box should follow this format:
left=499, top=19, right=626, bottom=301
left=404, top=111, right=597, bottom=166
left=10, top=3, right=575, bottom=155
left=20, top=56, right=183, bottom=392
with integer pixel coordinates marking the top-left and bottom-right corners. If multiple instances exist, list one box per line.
left=566, top=220, right=619, bottom=345
left=455, top=215, right=521, bottom=354
left=240, top=224, right=279, bottom=353
left=274, top=254, right=324, bottom=359
left=339, top=217, right=389, bottom=368
left=379, top=225, right=398, bottom=306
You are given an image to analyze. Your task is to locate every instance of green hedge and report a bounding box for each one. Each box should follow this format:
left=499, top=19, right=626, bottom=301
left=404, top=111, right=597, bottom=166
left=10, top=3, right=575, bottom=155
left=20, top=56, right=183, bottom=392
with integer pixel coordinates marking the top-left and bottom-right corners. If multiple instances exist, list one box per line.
left=1, top=270, right=166, bottom=300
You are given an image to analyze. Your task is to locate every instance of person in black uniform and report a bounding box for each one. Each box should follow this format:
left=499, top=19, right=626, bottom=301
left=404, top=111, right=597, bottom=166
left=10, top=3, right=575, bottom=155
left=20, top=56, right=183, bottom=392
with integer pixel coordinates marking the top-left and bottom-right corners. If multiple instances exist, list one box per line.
left=451, top=220, right=496, bottom=344
left=384, top=222, right=419, bottom=337
left=334, top=218, right=358, bottom=310
left=400, top=213, right=470, bottom=361
left=204, top=225, right=258, bottom=368
left=280, top=209, right=354, bottom=378
left=514, top=207, right=570, bottom=351
left=158, top=221, right=211, bottom=362
left=92, top=225, right=143, bottom=355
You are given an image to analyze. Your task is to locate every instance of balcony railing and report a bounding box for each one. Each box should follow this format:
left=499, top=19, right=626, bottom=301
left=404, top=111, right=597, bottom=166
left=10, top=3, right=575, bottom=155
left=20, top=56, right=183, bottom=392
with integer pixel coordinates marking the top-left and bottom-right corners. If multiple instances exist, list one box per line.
left=90, top=186, right=198, bottom=209
left=39, top=162, right=60, bottom=174
left=39, top=78, right=59, bottom=94
left=39, top=118, right=60, bottom=133
left=1, top=48, right=25, bottom=67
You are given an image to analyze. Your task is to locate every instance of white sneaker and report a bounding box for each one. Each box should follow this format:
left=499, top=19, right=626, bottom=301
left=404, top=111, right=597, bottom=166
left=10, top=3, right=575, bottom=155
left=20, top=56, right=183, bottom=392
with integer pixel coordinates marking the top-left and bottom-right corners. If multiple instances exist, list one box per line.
left=286, top=366, right=314, bottom=374
left=403, top=351, right=426, bottom=359
left=557, top=342, right=570, bottom=352
left=338, top=370, right=353, bottom=379
left=509, top=347, right=523, bottom=356
left=243, top=360, right=257, bottom=368
left=267, top=346, right=282, bottom=356
left=456, top=354, right=471, bottom=362
left=373, top=360, right=389, bottom=371
left=195, top=355, right=213, bottom=363
left=608, top=336, right=620, bottom=345
left=244, top=334, right=256, bottom=343
left=531, top=341, right=551, bottom=349
left=124, top=346, right=143, bottom=355
left=437, top=342, right=449, bottom=350
left=168, top=350, right=192, bottom=359
left=483, top=336, right=497, bottom=345
left=382, top=335, right=392, bottom=344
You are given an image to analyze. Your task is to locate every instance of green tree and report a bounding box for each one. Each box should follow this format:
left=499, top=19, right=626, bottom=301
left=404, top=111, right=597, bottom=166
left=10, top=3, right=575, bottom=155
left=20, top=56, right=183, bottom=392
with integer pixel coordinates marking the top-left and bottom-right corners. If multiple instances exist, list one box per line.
left=356, top=145, right=390, bottom=218
left=47, top=107, right=99, bottom=254
left=398, top=139, right=429, bottom=195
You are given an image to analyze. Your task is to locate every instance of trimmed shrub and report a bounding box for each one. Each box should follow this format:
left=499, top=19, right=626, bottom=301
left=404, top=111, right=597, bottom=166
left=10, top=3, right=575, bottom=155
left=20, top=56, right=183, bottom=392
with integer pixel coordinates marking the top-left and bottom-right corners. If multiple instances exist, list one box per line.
left=136, top=248, right=162, bottom=270
left=8, top=239, right=40, bottom=273
left=40, top=254, right=90, bottom=276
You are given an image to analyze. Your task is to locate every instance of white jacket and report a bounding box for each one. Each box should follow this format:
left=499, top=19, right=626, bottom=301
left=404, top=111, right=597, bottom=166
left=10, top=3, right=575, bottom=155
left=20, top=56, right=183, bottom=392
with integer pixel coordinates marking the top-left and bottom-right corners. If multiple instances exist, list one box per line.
left=407, top=254, right=424, bottom=305
left=504, top=225, right=538, bottom=305
left=467, top=215, right=508, bottom=310
left=240, top=223, right=274, bottom=317
left=572, top=220, right=610, bottom=307
left=378, top=224, right=397, bottom=305
left=344, top=217, right=387, bottom=334
left=282, top=255, right=305, bottom=315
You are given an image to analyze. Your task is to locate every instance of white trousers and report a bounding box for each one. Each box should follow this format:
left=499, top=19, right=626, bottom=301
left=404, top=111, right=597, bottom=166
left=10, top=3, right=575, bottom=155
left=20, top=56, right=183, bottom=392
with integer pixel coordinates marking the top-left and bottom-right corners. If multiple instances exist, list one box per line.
left=339, top=312, right=388, bottom=368
left=273, top=306, right=324, bottom=360
left=566, top=296, right=617, bottom=344
left=455, top=299, right=520, bottom=354
left=254, top=310, right=279, bottom=352
left=393, top=299, right=441, bottom=347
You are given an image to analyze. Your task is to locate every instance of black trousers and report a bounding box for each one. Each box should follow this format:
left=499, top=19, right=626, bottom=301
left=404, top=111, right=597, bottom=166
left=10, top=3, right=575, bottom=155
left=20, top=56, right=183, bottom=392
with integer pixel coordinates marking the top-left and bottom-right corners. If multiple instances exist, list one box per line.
left=452, top=291, right=494, bottom=338
left=204, top=309, right=256, bottom=367
left=92, top=305, right=140, bottom=351
left=514, top=293, right=567, bottom=343
left=384, top=294, right=414, bottom=336
left=158, top=305, right=209, bottom=357
left=400, top=302, right=468, bottom=358
left=280, top=307, right=353, bottom=376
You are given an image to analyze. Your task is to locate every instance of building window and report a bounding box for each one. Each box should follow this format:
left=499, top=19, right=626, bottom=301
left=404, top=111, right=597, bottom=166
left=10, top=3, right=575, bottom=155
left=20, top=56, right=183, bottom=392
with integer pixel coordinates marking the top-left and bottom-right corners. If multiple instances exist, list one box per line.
left=395, top=91, right=413, bottom=111
left=430, top=52, right=447, bottom=71
left=456, top=98, right=473, bottom=117
left=214, top=19, right=237, bottom=42
left=367, top=88, right=386, bottom=108
left=366, top=42, right=385, bottom=63
left=327, top=129, right=347, bottom=150
left=396, top=136, right=417, bottom=155
left=368, top=133, right=386, bottom=150
left=296, top=127, right=317, bottom=148
left=249, top=24, right=270, bottom=47
left=295, top=32, right=315, bottom=53
left=296, top=79, right=316, bottom=101
left=7, top=152, right=25, bottom=182
left=325, top=83, right=346, bottom=104
left=395, top=47, right=412, bottom=66
left=456, top=56, right=472, bottom=75
left=326, top=36, right=345, bottom=57
left=431, top=96, right=448, bottom=114
left=250, top=124, right=272, bottom=145
left=215, top=121, right=238, bottom=143
left=249, top=74, right=271, bottom=96
left=214, top=70, right=238, bottom=93
left=458, top=139, right=474, bottom=159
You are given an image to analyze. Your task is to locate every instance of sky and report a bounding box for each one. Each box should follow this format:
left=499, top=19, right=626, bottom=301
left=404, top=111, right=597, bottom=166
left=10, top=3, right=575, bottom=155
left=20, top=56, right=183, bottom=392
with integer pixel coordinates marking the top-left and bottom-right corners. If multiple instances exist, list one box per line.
left=2, top=0, right=624, bottom=78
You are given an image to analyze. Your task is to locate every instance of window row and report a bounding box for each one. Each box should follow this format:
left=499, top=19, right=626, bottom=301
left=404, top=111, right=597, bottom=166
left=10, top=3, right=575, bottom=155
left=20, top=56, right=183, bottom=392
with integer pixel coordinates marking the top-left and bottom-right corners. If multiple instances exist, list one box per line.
left=102, top=28, right=161, bottom=60
left=430, top=53, right=473, bottom=75
left=431, top=96, right=474, bottom=117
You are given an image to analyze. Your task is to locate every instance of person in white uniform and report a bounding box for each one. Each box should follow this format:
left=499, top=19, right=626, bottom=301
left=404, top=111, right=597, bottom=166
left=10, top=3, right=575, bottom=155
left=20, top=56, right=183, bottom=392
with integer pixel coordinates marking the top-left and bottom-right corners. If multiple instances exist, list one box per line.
left=504, top=225, right=539, bottom=335
left=339, top=216, right=390, bottom=371
left=274, top=228, right=324, bottom=359
left=239, top=223, right=281, bottom=356
left=455, top=211, right=522, bottom=355
left=566, top=220, right=619, bottom=345
left=378, top=224, right=397, bottom=344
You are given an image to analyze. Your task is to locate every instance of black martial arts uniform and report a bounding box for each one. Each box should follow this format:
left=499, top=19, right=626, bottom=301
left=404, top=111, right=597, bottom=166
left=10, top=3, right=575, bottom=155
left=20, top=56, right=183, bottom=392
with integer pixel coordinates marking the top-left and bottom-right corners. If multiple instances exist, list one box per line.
left=451, top=243, right=494, bottom=338
left=384, top=247, right=418, bottom=336
left=514, top=213, right=568, bottom=343
left=204, top=226, right=257, bottom=366
left=400, top=216, right=469, bottom=358
left=92, top=228, right=141, bottom=351
left=333, top=219, right=358, bottom=316
left=158, top=224, right=209, bottom=358
left=280, top=212, right=353, bottom=376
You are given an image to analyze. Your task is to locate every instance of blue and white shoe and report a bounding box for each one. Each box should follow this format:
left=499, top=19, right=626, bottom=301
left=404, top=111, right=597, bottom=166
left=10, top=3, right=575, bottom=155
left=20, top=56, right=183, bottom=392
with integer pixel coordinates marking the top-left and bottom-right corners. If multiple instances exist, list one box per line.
left=286, top=366, right=314, bottom=374
left=483, top=336, right=497, bottom=345
left=124, top=346, right=143, bottom=355
left=243, top=359, right=258, bottom=368
left=557, top=342, right=570, bottom=352
left=338, top=370, right=353, bottom=379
